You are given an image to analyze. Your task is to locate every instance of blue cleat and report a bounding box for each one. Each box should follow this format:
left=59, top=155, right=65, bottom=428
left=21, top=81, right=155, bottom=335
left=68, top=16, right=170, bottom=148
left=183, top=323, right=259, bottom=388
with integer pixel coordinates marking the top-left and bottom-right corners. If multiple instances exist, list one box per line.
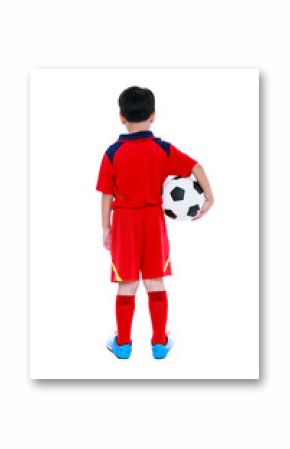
left=106, top=336, right=132, bottom=359
left=151, top=335, right=173, bottom=359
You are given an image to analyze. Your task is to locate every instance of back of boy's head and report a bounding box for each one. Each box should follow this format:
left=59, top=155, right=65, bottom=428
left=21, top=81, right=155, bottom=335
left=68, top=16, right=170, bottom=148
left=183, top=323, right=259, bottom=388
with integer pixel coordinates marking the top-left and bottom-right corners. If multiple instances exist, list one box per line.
left=118, top=86, right=155, bottom=122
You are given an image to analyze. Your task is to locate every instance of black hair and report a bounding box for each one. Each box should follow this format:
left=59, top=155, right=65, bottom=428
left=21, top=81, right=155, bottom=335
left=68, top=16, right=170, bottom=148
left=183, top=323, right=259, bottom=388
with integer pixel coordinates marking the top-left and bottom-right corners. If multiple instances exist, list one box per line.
left=118, top=86, right=155, bottom=122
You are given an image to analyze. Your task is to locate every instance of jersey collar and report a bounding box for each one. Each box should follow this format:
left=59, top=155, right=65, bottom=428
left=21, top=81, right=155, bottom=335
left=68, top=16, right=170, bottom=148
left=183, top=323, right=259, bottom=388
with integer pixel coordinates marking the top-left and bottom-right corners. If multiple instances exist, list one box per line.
left=118, top=130, right=154, bottom=141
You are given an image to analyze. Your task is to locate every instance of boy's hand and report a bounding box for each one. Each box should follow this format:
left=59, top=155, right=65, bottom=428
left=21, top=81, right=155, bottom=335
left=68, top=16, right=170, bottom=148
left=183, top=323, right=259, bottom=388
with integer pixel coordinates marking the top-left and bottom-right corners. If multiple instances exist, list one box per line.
left=191, top=197, right=214, bottom=221
left=103, top=227, right=112, bottom=250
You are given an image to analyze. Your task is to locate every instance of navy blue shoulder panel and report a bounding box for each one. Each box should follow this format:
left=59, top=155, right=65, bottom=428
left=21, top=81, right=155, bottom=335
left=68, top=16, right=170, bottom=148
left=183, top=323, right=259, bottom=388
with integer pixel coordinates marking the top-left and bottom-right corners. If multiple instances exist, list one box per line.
left=105, top=141, right=124, bottom=164
left=153, top=137, right=170, bottom=156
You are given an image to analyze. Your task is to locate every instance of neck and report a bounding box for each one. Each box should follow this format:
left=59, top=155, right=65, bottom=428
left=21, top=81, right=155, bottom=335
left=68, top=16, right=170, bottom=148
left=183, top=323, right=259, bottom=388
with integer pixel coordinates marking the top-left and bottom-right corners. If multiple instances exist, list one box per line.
left=126, top=121, right=151, bottom=133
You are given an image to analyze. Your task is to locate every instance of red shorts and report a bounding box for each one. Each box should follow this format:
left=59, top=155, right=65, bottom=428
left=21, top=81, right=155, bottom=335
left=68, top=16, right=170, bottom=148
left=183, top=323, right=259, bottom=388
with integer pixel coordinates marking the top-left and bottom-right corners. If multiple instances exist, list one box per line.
left=110, top=205, right=172, bottom=282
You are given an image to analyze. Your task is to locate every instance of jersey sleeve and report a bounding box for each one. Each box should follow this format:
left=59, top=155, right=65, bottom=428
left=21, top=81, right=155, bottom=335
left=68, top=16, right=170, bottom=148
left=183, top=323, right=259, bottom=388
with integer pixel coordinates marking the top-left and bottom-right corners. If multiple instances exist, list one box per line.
left=96, top=153, right=115, bottom=194
left=166, top=143, right=198, bottom=177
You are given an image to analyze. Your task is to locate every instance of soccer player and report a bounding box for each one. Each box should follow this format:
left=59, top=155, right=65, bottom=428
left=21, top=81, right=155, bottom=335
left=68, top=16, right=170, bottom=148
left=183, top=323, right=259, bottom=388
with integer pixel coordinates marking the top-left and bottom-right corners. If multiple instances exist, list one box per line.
left=96, top=86, right=214, bottom=359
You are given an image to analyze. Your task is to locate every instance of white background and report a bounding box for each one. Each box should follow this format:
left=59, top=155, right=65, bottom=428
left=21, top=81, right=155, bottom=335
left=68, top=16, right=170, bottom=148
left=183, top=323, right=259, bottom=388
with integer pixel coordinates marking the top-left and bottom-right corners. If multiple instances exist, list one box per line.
left=0, top=0, right=288, bottom=446
left=30, top=68, right=259, bottom=379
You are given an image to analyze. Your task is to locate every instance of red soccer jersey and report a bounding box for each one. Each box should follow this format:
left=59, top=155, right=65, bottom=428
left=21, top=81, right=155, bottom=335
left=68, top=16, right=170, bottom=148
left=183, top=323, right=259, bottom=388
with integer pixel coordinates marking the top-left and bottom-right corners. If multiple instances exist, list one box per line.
left=96, top=130, right=198, bottom=209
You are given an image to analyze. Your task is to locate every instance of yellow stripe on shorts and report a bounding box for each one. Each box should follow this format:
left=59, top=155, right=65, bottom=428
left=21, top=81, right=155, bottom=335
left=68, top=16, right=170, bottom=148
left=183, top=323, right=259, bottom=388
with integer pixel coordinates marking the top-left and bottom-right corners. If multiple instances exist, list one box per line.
left=111, top=262, right=123, bottom=282
left=163, top=257, right=170, bottom=273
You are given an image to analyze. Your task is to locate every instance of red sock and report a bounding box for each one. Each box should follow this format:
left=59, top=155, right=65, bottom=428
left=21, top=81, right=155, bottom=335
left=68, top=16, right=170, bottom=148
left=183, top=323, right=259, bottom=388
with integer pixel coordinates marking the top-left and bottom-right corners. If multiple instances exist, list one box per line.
left=115, top=294, right=135, bottom=345
left=148, top=290, right=168, bottom=345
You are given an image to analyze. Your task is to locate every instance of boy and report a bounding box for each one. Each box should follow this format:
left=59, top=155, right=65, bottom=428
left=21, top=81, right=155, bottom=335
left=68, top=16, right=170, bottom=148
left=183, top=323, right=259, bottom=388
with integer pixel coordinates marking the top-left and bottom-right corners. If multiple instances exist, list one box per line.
left=96, top=86, right=214, bottom=359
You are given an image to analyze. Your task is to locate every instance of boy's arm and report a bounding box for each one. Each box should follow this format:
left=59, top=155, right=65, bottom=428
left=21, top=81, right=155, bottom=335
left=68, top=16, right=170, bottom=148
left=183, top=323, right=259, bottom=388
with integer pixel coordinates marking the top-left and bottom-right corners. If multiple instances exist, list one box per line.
left=101, top=193, right=114, bottom=250
left=191, top=163, right=214, bottom=219
left=192, top=163, right=214, bottom=201
left=101, top=193, right=113, bottom=229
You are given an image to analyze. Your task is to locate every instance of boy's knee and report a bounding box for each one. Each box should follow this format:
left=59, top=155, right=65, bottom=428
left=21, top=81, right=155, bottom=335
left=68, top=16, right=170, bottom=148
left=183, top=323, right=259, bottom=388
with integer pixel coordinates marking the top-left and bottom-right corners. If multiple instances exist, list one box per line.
left=118, top=280, right=139, bottom=295
left=142, top=277, right=165, bottom=292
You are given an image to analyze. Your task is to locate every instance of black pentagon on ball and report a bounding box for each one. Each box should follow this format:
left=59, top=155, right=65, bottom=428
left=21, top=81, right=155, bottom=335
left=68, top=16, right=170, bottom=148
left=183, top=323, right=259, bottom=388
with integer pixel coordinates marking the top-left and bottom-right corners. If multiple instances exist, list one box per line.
left=193, top=180, right=203, bottom=194
left=164, top=209, right=177, bottom=219
left=187, top=204, right=200, bottom=217
left=173, top=176, right=181, bottom=180
left=170, top=186, right=185, bottom=201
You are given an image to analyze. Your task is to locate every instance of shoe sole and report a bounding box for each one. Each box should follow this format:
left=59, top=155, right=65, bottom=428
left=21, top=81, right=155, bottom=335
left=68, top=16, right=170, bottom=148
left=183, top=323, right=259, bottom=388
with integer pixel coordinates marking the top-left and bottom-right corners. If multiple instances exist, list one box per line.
left=152, top=351, right=170, bottom=359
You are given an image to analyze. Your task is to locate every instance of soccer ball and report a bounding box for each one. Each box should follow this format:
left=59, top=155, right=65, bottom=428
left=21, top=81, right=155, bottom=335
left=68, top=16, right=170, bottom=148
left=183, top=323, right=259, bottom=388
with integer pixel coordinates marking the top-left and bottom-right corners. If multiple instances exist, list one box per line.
left=161, top=176, right=205, bottom=221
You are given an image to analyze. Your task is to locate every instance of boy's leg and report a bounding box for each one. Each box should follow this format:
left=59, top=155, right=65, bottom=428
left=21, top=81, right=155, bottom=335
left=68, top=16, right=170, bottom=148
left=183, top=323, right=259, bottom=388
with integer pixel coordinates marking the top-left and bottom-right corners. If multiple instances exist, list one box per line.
left=143, top=277, right=165, bottom=292
left=141, top=207, right=170, bottom=346
left=115, top=280, right=139, bottom=345
left=143, top=277, right=168, bottom=345
left=109, top=208, right=141, bottom=346
left=118, top=280, right=139, bottom=296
